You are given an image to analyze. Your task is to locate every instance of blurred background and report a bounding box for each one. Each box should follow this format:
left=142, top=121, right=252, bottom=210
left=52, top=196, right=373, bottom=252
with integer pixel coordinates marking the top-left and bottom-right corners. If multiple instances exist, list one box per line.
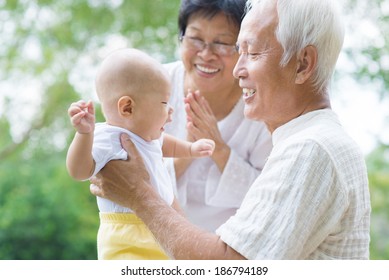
left=0, top=0, right=388, bottom=259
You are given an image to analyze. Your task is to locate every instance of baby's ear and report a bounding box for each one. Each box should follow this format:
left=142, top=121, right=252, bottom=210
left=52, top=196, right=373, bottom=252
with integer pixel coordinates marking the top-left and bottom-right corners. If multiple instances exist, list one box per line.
left=118, top=96, right=134, bottom=116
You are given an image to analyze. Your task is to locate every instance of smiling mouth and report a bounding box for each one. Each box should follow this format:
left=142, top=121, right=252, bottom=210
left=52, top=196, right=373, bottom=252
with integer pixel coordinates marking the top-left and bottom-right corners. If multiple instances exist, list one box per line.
left=196, top=64, right=219, bottom=74
left=242, top=88, right=256, bottom=98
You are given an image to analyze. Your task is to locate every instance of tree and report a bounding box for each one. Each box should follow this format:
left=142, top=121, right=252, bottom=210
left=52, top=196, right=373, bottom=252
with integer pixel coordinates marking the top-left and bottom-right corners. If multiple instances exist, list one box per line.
left=0, top=0, right=180, bottom=259
left=365, top=143, right=389, bottom=259
left=341, top=0, right=389, bottom=260
left=343, top=0, right=389, bottom=99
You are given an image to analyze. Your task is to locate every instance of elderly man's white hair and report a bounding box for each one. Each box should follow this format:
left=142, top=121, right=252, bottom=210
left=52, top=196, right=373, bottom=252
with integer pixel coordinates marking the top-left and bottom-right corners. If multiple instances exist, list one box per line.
left=245, top=0, right=345, bottom=92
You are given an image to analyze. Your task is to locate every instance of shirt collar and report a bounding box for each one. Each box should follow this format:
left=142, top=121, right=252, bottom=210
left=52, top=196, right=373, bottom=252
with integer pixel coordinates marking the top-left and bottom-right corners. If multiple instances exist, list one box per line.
left=271, top=109, right=338, bottom=146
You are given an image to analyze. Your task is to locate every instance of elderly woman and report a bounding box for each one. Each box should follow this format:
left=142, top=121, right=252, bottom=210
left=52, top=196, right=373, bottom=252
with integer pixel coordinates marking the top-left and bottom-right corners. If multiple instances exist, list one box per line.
left=163, top=0, right=272, bottom=232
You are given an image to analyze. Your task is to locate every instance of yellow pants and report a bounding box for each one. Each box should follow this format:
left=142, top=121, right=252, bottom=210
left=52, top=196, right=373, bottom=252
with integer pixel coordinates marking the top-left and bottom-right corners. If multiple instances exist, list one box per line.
left=97, top=212, right=169, bottom=260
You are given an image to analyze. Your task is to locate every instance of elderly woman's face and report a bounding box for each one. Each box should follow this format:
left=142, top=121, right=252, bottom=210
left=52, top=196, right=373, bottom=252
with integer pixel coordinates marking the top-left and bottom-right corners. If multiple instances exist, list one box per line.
left=180, top=12, right=240, bottom=94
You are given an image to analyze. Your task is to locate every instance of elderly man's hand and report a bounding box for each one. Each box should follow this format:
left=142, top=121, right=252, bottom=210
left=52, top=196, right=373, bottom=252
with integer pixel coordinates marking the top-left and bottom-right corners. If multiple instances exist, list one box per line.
left=90, top=134, right=152, bottom=211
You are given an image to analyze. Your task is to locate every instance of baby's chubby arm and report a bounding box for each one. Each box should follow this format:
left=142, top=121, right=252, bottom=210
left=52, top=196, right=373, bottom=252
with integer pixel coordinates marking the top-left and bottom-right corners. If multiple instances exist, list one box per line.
left=66, top=100, right=96, bottom=181
left=162, top=133, right=215, bottom=158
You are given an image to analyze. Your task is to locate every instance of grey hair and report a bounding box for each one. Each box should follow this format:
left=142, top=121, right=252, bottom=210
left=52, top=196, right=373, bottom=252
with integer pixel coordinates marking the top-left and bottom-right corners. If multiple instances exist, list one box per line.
left=246, top=0, right=345, bottom=92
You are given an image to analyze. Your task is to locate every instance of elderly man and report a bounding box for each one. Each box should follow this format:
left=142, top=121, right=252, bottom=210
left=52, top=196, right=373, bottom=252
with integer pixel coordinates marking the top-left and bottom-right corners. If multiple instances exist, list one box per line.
left=90, top=0, right=370, bottom=260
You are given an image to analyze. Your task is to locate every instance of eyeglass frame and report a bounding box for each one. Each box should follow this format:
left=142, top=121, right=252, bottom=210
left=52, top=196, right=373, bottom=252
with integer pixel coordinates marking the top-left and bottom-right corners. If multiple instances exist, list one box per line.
left=179, top=35, right=238, bottom=57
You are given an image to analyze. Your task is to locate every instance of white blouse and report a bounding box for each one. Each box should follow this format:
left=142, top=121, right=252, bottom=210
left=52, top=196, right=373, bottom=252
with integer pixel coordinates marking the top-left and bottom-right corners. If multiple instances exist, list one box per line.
left=163, top=61, right=273, bottom=232
left=216, top=109, right=371, bottom=259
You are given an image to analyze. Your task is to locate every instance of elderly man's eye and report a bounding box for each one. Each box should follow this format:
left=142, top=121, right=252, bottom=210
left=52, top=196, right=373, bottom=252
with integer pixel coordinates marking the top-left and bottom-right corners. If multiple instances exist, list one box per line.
left=248, top=53, right=261, bottom=60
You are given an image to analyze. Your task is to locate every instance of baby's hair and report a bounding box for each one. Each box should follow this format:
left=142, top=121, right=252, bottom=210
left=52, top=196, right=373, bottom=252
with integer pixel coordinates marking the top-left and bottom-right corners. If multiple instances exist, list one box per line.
left=96, top=48, right=168, bottom=102
left=95, top=48, right=170, bottom=121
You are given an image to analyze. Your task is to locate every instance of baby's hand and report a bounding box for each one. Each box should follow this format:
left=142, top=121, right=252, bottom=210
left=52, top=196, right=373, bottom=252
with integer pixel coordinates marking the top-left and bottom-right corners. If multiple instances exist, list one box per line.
left=190, top=139, right=215, bottom=157
left=68, top=100, right=95, bottom=134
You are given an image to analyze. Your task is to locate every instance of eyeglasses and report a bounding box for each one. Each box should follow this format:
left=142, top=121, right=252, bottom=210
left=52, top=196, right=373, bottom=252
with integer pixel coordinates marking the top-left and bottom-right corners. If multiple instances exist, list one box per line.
left=180, top=36, right=237, bottom=56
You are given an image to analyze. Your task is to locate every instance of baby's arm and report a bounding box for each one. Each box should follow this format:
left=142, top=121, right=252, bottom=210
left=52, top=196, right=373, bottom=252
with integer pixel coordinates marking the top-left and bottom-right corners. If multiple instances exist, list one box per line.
left=66, top=100, right=96, bottom=181
left=162, top=133, right=215, bottom=158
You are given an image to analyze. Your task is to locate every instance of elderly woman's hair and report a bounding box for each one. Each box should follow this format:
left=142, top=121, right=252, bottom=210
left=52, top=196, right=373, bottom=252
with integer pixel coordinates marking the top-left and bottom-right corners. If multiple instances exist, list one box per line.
left=178, top=0, right=247, bottom=37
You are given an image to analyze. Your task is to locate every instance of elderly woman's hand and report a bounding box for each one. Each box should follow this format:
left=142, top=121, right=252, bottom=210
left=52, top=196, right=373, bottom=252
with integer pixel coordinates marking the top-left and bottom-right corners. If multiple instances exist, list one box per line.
left=184, top=90, right=231, bottom=172
left=184, top=90, right=222, bottom=142
left=90, top=134, right=153, bottom=211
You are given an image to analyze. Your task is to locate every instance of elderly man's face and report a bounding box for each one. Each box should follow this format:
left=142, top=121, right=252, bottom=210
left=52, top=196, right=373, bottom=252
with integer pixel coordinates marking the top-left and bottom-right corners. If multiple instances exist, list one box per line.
left=233, top=1, right=299, bottom=132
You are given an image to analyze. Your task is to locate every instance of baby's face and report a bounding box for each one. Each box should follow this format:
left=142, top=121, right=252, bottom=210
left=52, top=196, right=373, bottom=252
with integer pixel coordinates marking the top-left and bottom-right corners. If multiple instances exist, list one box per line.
left=130, top=79, right=173, bottom=142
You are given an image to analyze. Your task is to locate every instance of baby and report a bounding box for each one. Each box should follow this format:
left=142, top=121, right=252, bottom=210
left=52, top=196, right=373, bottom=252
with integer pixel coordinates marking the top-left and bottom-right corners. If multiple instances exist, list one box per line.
left=66, top=48, right=215, bottom=259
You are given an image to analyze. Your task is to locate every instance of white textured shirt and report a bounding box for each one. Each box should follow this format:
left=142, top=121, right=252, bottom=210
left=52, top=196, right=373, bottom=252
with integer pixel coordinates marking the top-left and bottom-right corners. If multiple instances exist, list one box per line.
left=216, top=109, right=371, bottom=259
left=163, top=61, right=273, bottom=232
left=91, top=123, right=174, bottom=213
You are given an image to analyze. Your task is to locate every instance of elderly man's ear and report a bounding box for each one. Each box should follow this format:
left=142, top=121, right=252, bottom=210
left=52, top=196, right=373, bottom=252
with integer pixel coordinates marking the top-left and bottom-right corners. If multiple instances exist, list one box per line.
left=295, top=45, right=318, bottom=85
left=118, top=96, right=134, bottom=116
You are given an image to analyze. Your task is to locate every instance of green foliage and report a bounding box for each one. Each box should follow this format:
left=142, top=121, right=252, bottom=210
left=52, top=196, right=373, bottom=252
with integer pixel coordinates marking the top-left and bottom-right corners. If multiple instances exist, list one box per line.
left=366, top=144, right=389, bottom=259
left=0, top=150, right=99, bottom=259
left=343, top=0, right=389, bottom=99
left=0, top=0, right=180, bottom=260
